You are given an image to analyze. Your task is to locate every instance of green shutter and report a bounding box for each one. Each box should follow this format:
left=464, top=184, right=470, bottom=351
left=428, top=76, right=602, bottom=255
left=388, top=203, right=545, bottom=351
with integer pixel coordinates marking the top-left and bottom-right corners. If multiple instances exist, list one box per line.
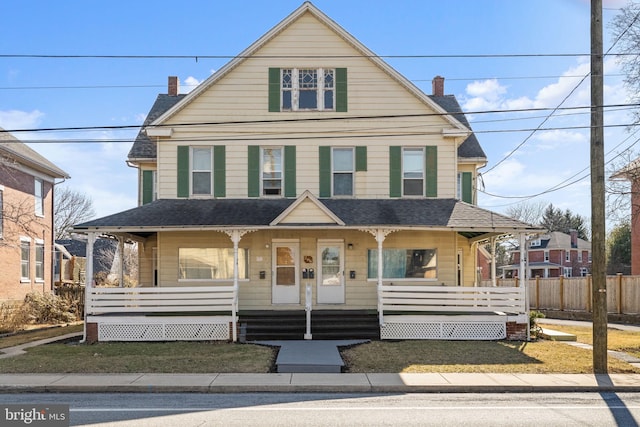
left=355, top=146, right=367, bottom=171
left=335, top=68, right=347, bottom=112
left=177, top=146, right=189, bottom=198
left=214, top=146, right=226, bottom=197
left=284, top=146, right=296, bottom=197
left=425, top=146, right=438, bottom=197
left=142, top=170, right=153, bottom=205
left=247, top=146, right=260, bottom=197
left=319, top=146, right=331, bottom=197
left=268, top=68, right=281, bottom=112
left=461, top=172, right=473, bottom=204
left=389, top=146, right=401, bottom=198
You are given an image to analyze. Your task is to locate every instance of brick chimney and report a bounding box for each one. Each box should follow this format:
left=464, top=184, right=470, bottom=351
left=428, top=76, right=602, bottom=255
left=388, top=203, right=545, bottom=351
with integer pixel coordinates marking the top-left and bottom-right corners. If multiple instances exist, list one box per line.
left=570, top=229, right=578, bottom=248
left=432, top=75, right=445, bottom=96
left=168, top=76, right=179, bottom=96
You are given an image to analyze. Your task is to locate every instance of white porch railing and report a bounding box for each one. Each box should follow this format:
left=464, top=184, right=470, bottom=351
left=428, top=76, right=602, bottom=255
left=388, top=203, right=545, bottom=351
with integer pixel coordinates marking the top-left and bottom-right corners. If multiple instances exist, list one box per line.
left=86, top=286, right=237, bottom=342
left=379, top=285, right=527, bottom=340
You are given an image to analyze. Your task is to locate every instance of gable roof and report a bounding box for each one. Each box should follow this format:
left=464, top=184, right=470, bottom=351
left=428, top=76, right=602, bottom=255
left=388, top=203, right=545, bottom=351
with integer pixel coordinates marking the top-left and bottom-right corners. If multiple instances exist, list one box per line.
left=147, top=2, right=470, bottom=135
left=0, top=128, right=70, bottom=178
left=429, top=95, right=486, bottom=160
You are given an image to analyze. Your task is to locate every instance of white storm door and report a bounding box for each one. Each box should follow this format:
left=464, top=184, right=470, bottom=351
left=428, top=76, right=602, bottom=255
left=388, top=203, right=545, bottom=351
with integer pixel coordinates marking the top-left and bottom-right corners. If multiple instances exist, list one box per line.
left=272, top=242, right=300, bottom=304
left=317, top=240, right=345, bottom=304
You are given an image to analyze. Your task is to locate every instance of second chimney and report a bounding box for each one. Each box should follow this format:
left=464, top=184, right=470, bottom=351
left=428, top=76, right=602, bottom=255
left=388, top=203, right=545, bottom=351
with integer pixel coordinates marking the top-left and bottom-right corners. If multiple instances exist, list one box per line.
left=168, top=76, right=179, bottom=96
left=432, top=75, right=445, bottom=97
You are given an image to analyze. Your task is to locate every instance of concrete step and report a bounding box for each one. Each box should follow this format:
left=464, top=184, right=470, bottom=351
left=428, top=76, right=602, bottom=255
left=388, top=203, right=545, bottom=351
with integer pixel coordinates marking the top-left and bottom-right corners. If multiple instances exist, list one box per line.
left=541, top=328, right=577, bottom=341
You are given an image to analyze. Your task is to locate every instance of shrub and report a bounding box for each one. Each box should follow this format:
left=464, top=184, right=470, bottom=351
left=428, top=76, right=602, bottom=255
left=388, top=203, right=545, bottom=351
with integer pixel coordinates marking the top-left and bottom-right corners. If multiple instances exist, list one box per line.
left=20, top=292, right=77, bottom=325
left=529, top=310, right=545, bottom=339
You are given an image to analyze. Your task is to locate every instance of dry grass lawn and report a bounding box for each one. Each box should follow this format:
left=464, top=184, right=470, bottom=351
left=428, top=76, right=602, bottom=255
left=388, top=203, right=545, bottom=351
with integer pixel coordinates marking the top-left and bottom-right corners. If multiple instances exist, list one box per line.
left=539, top=323, right=640, bottom=358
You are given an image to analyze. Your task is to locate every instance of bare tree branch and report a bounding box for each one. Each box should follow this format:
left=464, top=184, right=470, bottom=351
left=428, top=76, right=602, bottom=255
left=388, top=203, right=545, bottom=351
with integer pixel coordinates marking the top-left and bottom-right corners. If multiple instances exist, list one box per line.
left=54, top=187, right=95, bottom=239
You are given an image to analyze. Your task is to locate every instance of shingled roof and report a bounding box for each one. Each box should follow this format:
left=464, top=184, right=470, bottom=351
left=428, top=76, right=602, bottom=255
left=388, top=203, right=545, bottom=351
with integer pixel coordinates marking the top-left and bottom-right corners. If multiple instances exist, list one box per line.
left=429, top=95, right=486, bottom=160
left=75, top=198, right=539, bottom=237
left=0, top=128, right=70, bottom=178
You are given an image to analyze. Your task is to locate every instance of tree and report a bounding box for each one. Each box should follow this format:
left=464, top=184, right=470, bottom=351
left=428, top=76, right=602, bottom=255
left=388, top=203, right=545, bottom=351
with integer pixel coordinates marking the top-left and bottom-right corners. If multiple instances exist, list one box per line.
left=606, top=220, right=631, bottom=275
left=610, top=2, right=640, bottom=124
left=504, top=200, right=548, bottom=225
left=54, top=187, right=95, bottom=239
left=539, top=204, right=590, bottom=241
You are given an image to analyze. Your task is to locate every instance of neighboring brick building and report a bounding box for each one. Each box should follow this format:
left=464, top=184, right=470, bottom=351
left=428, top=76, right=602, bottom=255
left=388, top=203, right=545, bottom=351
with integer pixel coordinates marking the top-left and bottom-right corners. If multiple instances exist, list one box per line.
left=502, top=231, right=591, bottom=279
left=612, top=159, right=640, bottom=275
left=0, top=129, right=69, bottom=303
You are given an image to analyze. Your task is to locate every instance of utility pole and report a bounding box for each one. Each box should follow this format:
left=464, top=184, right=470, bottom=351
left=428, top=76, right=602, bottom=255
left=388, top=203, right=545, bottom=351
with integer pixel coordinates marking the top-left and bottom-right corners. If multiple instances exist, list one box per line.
left=591, top=0, right=608, bottom=374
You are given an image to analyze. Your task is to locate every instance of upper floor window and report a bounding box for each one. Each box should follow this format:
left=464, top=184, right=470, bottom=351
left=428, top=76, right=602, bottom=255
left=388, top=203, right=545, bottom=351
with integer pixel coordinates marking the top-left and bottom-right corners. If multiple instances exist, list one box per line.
left=565, top=250, right=570, bottom=262
left=262, top=147, right=283, bottom=196
left=34, top=178, right=44, bottom=216
left=191, top=147, right=213, bottom=195
left=530, top=239, right=541, bottom=247
left=403, top=148, right=424, bottom=196
left=269, top=68, right=347, bottom=113
left=544, top=250, right=549, bottom=262
left=578, top=251, right=583, bottom=262
left=333, top=148, right=354, bottom=196
left=176, top=145, right=226, bottom=198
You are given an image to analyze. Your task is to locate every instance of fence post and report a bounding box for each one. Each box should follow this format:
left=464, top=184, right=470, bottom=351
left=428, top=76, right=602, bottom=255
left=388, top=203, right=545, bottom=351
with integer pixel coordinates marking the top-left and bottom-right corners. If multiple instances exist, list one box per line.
left=559, top=275, right=564, bottom=311
left=535, top=276, right=540, bottom=309
left=617, top=273, right=623, bottom=314
left=586, top=275, right=592, bottom=313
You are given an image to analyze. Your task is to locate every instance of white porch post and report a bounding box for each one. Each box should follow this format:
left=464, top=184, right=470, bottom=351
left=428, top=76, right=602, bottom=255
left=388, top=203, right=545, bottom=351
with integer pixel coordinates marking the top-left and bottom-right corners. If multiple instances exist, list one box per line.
left=117, top=236, right=125, bottom=287
left=82, top=232, right=96, bottom=343
left=491, top=237, right=497, bottom=287
left=230, top=230, right=241, bottom=343
left=377, top=231, right=384, bottom=325
left=519, top=232, right=530, bottom=340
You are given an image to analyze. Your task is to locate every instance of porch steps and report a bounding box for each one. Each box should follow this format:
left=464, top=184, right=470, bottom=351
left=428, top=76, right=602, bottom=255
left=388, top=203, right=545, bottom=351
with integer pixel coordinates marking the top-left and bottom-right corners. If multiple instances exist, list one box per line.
left=239, top=310, right=380, bottom=341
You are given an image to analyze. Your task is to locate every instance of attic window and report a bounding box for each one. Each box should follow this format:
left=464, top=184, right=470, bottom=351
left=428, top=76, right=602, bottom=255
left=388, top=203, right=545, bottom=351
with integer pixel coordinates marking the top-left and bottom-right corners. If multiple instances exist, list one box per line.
left=530, top=239, right=541, bottom=247
left=270, top=68, right=346, bottom=112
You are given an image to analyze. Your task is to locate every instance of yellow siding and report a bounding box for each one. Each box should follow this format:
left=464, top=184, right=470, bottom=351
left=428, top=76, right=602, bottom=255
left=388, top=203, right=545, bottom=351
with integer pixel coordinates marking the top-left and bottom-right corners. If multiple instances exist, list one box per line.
left=155, top=11, right=460, bottom=200
left=279, top=199, right=336, bottom=224
left=149, top=229, right=470, bottom=310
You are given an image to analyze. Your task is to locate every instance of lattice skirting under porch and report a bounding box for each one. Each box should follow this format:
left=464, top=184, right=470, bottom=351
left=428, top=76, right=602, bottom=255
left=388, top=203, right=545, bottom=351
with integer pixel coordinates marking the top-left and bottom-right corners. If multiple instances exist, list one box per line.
left=88, top=316, right=233, bottom=342
left=381, top=320, right=507, bottom=340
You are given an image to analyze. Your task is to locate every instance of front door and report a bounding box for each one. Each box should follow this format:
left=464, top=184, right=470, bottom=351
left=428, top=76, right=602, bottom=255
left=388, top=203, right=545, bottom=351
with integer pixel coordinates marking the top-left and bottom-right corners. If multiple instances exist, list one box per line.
left=317, top=240, right=345, bottom=304
left=272, top=241, right=300, bottom=304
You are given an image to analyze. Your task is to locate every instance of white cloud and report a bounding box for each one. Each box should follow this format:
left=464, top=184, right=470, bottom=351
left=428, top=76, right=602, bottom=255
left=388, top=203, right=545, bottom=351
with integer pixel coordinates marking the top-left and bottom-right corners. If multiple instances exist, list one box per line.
left=181, top=76, right=202, bottom=94
left=0, top=109, right=44, bottom=130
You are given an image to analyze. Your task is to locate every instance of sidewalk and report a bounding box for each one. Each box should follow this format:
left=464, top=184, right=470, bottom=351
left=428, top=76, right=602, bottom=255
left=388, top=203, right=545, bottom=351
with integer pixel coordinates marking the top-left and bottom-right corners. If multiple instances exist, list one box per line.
left=1, top=372, right=640, bottom=393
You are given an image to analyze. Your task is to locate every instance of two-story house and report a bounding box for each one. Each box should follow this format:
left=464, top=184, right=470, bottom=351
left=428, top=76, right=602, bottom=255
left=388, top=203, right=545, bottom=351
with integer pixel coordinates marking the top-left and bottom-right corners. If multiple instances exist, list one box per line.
left=503, top=231, right=592, bottom=279
left=75, top=2, right=540, bottom=343
left=0, top=129, right=69, bottom=303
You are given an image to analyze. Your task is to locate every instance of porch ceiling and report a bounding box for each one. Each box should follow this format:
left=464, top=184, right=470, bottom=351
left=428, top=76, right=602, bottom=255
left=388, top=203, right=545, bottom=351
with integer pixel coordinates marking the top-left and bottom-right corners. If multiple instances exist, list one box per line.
left=73, top=198, right=543, bottom=237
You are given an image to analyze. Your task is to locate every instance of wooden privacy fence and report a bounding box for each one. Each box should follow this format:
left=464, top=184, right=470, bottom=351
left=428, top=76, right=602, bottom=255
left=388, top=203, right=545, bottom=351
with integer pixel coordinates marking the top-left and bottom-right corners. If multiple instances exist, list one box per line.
left=482, top=275, right=640, bottom=315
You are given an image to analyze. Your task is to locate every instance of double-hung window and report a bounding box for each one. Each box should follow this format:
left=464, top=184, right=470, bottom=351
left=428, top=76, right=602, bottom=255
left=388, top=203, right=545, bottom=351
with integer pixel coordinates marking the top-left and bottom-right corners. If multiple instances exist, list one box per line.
left=402, top=148, right=424, bottom=196
left=177, top=145, right=225, bottom=198
left=191, top=147, right=213, bottom=195
left=332, top=148, right=354, bottom=196
left=34, top=178, right=44, bottom=216
left=35, top=240, right=44, bottom=282
left=20, top=237, right=30, bottom=282
left=262, top=147, right=283, bottom=196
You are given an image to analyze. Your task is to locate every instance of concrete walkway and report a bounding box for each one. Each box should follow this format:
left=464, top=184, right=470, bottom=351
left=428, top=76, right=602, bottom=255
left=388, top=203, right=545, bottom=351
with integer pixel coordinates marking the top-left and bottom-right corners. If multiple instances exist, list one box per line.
left=0, top=332, right=83, bottom=359
left=254, top=340, right=369, bottom=373
left=0, top=372, right=639, bottom=393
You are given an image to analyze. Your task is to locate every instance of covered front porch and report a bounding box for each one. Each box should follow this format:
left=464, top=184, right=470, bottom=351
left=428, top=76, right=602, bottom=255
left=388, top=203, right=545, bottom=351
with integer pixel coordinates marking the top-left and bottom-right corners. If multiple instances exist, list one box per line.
left=75, top=194, right=541, bottom=343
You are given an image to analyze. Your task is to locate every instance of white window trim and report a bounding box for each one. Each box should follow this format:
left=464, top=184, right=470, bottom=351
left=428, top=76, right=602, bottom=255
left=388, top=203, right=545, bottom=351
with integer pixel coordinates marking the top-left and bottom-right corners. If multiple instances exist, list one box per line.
left=332, top=147, right=355, bottom=197
left=35, top=239, right=45, bottom=282
left=189, top=147, right=214, bottom=197
left=544, top=250, right=549, bottom=262
left=578, top=251, right=583, bottom=262
left=282, top=68, right=335, bottom=112
left=178, top=247, right=250, bottom=282
left=366, top=248, right=438, bottom=282
left=260, top=146, right=283, bottom=197
left=34, top=178, right=44, bottom=217
left=401, top=147, right=425, bottom=197
left=20, top=236, right=31, bottom=283
left=565, top=250, right=570, bottom=262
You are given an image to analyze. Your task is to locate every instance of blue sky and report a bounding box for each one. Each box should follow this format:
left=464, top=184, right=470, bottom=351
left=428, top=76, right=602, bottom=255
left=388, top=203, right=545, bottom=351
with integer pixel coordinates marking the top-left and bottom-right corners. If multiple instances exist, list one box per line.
left=0, top=0, right=633, bottom=226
